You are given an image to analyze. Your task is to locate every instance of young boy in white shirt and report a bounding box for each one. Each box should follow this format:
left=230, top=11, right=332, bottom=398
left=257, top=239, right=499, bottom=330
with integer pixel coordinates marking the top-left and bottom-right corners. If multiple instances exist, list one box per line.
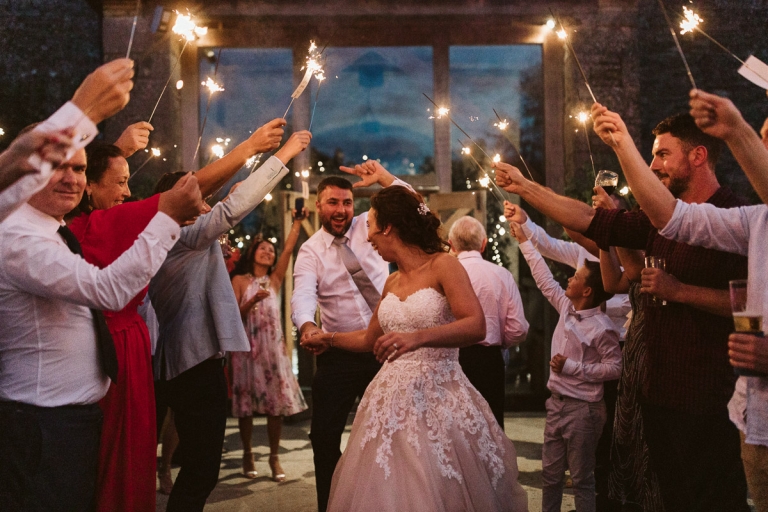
left=509, top=219, right=621, bottom=512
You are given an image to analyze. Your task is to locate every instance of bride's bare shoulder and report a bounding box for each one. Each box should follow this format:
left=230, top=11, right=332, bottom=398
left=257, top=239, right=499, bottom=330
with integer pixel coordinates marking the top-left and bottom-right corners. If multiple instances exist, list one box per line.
left=431, top=251, right=463, bottom=271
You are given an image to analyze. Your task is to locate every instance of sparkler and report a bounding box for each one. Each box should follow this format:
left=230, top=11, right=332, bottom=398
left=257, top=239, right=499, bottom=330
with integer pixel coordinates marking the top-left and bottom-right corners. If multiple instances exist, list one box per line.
left=147, top=11, right=207, bottom=124
left=551, top=12, right=617, bottom=146
left=576, top=111, right=597, bottom=178
left=126, top=0, right=141, bottom=59
left=458, top=139, right=508, bottom=209
left=192, top=48, right=224, bottom=166
left=492, top=108, right=536, bottom=182
left=655, top=0, right=697, bottom=90
left=423, top=93, right=492, bottom=161
left=677, top=5, right=768, bottom=89
left=128, top=147, right=161, bottom=182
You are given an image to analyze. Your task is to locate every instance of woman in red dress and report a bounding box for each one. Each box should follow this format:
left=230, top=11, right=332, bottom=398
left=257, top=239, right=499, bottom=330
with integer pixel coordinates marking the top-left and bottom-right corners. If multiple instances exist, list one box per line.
left=68, top=142, right=163, bottom=512
left=68, top=121, right=286, bottom=512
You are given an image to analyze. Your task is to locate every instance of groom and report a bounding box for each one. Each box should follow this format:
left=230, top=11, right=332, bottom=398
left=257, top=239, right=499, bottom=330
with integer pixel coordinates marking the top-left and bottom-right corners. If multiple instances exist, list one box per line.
left=293, top=162, right=410, bottom=512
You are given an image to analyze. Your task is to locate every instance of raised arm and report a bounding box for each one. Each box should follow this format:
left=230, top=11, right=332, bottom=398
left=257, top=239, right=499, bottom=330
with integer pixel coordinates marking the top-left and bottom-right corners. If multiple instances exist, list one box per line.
left=113, top=122, right=153, bottom=158
left=495, top=162, right=595, bottom=233
left=689, top=89, right=768, bottom=204
left=269, top=208, right=307, bottom=289
left=591, top=103, right=675, bottom=228
left=0, top=129, right=73, bottom=194
left=505, top=201, right=586, bottom=268
left=195, top=118, right=286, bottom=198
left=600, top=248, right=630, bottom=295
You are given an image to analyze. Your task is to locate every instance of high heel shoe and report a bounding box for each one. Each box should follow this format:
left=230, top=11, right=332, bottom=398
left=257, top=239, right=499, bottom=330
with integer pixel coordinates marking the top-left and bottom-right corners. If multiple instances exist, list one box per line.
left=158, top=465, right=174, bottom=495
left=242, top=452, right=258, bottom=479
left=269, top=454, right=286, bottom=482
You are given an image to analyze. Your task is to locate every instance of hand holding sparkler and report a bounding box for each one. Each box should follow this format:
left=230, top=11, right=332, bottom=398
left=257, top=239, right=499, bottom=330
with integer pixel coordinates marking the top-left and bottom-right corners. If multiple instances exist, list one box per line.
left=339, top=160, right=396, bottom=189
left=502, top=201, right=528, bottom=226
left=114, top=121, right=153, bottom=158
left=493, top=161, right=527, bottom=195
left=0, top=128, right=74, bottom=193
left=591, top=103, right=630, bottom=148
left=274, top=131, right=312, bottom=165
left=157, top=172, right=205, bottom=226
left=688, top=90, right=752, bottom=142
left=71, top=59, right=135, bottom=124
left=247, top=118, right=287, bottom=154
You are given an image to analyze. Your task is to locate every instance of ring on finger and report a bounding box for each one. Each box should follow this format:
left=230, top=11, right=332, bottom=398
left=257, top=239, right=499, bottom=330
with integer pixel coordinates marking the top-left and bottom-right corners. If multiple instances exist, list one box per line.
left=393, top=343, right=398, bottom=350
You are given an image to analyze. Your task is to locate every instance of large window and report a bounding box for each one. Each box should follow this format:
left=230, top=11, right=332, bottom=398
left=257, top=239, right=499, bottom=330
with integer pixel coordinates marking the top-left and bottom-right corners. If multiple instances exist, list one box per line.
left=309, top=46, right=434, bottom=177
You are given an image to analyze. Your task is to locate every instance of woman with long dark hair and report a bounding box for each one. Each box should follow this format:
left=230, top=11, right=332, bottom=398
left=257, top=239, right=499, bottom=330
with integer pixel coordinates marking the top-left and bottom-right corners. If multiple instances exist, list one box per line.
left=230, top=209, right=308, bottom=481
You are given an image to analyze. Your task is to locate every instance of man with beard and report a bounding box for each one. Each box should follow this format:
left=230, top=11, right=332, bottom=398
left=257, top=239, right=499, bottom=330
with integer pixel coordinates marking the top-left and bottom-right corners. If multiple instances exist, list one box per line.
left=292, top=161, right=410, bottom=512
left=494, top=112, right=750, bottom=511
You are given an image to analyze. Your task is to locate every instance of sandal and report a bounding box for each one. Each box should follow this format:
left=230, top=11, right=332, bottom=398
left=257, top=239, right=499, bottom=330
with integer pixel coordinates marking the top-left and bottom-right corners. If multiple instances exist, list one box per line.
left=269, top=454, right=286, bottom=482
left=242, top=452, right=258, bottom=479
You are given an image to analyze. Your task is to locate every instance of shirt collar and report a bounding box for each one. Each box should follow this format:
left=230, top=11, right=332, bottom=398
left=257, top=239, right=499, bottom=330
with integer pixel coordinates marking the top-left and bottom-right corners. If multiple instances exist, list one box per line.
left=18, top=202, right=65, bottom=234
left=456, top=250, right=483, bottom=261
left=566, top=304, right=602, bottom=321
left=320, top=216, right=358, bottom=249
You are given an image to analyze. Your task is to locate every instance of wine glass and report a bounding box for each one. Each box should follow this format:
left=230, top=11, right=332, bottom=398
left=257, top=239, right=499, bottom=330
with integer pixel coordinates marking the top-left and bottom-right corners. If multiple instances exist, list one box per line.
left=595, top=170, right=619, bottom=196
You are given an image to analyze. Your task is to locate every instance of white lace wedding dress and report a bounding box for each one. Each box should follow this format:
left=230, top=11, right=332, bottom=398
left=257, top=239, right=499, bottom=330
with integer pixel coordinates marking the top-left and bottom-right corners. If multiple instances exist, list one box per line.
left=327, top=288, right=528, bottom=511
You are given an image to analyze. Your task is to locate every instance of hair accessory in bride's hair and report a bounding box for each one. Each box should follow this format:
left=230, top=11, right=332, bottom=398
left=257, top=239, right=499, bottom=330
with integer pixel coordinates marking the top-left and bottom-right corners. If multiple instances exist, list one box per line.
left=417, top=203, right=430, bottom=216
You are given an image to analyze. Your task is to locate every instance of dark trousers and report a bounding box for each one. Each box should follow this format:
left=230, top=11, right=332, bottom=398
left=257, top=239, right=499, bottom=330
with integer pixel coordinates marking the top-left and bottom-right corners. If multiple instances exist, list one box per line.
left=642, top=402, right=750, bottom=512
left=310, top=349, right=381, bottom=512
left=0, top=400, right=102, bottom=512
left=458, top=343, right=506, bottom=428
left=158, top=358, right=228, bottom=512
left=595, top=378, right=620, bottom=511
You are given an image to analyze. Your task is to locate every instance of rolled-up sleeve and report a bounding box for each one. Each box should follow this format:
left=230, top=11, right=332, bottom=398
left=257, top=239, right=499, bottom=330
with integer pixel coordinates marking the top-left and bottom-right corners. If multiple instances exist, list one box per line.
left=583, top=208, right=652, bottom=251
left=659, top=199, right=750, bottom=256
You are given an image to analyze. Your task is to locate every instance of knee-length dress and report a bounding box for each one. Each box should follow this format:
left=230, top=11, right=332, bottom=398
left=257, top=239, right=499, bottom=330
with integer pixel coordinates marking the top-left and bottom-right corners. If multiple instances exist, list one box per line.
left=69, top=196, right=161, bottom=512
left=231, top=275, right=307, bottom=417
left=608, top=282, right=664, bottom=510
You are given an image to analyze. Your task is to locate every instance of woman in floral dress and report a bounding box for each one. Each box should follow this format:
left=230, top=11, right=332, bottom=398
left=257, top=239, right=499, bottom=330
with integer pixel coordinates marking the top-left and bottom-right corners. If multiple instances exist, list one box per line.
left=230, top=209, right=308, bottom=481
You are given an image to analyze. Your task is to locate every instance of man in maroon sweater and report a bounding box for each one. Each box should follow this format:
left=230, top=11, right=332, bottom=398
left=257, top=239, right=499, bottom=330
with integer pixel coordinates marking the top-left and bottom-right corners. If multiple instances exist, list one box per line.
left=496, top=113, right=749, bottom=512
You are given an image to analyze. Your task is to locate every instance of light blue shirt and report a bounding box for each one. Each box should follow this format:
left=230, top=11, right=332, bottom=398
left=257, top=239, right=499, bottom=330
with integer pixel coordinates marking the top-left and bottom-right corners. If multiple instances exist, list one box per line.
left=151, top=156, right=289, bottom=380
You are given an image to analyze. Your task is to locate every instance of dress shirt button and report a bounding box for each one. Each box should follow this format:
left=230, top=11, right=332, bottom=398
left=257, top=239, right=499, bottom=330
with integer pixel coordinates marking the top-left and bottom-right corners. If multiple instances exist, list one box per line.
left=171, top=235, right=176, bottom=240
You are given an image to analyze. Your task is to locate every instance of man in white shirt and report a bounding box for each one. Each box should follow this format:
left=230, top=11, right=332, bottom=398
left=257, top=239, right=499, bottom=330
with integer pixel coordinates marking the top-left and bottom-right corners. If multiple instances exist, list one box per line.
left=0, top=143, right=202, bottom=510
left=0, top=58, right=135, bottom=224
left=447, top=215, right=528, bottom=428
left=292, top=162, right=409, bottom=512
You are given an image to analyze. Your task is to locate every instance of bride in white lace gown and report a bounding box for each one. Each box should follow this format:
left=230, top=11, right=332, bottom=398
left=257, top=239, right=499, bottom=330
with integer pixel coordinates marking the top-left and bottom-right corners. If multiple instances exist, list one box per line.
left=301, top=170, right=528, bottom=511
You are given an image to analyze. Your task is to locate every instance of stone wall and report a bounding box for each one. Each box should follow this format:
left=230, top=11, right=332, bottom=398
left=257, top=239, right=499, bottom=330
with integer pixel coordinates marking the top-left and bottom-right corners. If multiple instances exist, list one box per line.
left=0, top=1, right=101, bottom=149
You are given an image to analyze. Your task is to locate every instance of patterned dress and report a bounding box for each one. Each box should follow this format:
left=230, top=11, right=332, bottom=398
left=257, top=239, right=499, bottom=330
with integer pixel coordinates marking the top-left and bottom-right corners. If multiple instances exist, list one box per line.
left=327, top=288, right=528, bottom=511
left=231, top=275, right=307, bottom=417
left=608, top=282, right=664, bottom=510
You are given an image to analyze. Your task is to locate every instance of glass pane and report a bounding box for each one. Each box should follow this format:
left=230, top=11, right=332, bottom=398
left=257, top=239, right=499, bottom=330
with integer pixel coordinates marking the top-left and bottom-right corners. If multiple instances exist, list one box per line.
left=449, top=45, right=544, bottom=180
left=198, top=48, right=293, bottom=169
left=309, top=46, right=434, bottom=177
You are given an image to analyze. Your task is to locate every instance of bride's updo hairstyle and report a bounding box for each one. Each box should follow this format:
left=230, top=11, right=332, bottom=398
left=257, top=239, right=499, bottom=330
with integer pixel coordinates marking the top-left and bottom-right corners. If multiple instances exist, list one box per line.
left=370, top=186, right=448, bottom=254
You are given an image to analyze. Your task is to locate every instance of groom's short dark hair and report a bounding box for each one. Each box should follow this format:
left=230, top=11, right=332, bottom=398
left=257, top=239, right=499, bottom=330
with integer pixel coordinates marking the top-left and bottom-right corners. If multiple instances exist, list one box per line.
left=317, top=176, right=353, bottom=200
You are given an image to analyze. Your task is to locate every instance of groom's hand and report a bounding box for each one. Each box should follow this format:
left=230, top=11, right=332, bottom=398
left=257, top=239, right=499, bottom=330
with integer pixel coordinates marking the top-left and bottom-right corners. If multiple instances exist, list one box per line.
left=340, top=160, right=395, bottom=188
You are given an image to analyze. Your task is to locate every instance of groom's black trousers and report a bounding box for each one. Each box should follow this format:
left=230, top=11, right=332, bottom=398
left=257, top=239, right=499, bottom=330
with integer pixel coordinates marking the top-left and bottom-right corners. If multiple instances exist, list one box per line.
left=459, top=343, right=506, bottom=429
left=310, top=349, right=381, bottom=512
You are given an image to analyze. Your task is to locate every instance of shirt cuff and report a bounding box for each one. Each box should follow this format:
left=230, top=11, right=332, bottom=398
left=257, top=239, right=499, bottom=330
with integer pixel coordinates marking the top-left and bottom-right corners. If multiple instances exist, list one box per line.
left=561, top=358, right=579, bottom=376
left=145, top=211, right=182, bottom=249
left=28, top=102, right=99, bottom=172
left=657, top=199, right=685, bottom=239
left=521, top=218, right=536, bottom=240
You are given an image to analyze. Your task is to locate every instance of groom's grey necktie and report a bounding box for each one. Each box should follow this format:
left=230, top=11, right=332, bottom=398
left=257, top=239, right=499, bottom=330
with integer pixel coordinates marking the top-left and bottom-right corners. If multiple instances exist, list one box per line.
left=333, top=236, right=381, bottom=312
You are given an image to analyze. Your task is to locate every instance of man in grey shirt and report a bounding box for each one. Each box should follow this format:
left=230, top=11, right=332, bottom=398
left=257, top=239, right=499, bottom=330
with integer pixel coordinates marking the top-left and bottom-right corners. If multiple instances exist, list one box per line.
left=149, top=131, right=310, bottom=511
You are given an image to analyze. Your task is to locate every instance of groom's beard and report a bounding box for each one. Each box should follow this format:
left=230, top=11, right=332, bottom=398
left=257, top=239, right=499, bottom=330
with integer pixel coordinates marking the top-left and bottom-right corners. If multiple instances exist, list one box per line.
left=320, top=211, right=353, bottom=237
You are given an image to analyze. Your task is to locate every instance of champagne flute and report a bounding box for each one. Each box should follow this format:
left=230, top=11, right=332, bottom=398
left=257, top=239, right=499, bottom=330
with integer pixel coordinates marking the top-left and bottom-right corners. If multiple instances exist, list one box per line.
left=644, top=256, right=667, bottom=306
left=595, top=170, right=619, bottom=196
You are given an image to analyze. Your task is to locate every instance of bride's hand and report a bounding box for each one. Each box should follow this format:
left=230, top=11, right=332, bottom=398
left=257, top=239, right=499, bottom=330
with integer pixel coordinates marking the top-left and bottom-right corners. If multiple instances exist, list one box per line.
left=300, top=330, right=331, bottom=355
left=374, top=332, right=420, bottom=363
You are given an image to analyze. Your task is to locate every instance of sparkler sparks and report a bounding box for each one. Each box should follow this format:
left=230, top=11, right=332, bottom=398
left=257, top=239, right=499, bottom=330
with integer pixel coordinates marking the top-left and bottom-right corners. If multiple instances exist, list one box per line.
left=461, top=147, right=471, bottom=155
left=478, top=176, right=491, bottom=188
left=577, top=111, right=590, bottom=124
left=680, top=6, right=702, bottom=35
left=428, top=107, right=450, bottom=120
left=494, top=119, right=509, bottom=130
left=493, top=154, right=501, bottom=164
left=201, top=77, right=224, bottom=93
left=211, top=144, right=224, bottom=159
left=172, top=12, right=207, bottom=42
left=150, top=147, right=161, bottom=157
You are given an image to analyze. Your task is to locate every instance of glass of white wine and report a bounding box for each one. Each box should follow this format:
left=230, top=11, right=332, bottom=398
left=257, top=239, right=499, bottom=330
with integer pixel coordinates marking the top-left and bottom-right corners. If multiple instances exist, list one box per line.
left=644, top=256, right=667, bottom=306
left=729, top=279, right=764, bottom=377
